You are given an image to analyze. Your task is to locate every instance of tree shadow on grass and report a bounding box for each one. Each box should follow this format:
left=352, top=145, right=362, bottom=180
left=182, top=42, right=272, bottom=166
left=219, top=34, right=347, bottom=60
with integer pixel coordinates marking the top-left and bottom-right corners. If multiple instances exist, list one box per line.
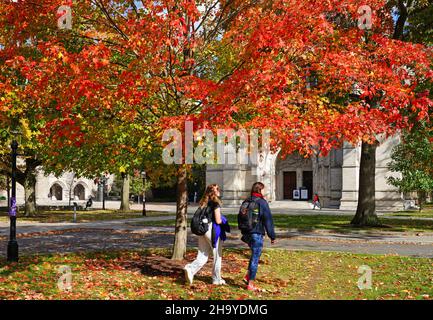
left=140, top=255, right=185, bottom=278
left=116, top=250, right=249, bottom=289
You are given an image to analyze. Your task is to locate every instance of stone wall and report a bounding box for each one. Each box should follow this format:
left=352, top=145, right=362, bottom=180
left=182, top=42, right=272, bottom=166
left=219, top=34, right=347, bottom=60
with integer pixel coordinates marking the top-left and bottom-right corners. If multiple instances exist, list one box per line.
left=339, top=136, right=403, bottom=211
left=0, top=165, right=112, bottom=206
left=207, top=136, right=405, bottom=211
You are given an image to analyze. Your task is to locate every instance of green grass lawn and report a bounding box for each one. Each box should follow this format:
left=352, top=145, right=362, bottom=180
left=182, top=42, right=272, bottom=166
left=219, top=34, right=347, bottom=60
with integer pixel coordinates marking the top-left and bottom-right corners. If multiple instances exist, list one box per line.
left=0, top=210, right=172, bottom=223
left=384, top=206, right=433, bottom=218
left=2, top=206, right=433, bottom=234
left=130, top=214, right=433, bottom=233
left=0, top=249, right=431, bottom=300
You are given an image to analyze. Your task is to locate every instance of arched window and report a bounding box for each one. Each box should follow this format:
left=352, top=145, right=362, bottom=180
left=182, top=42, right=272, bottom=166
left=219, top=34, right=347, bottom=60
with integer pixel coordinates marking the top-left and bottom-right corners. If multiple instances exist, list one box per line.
left=50, top=183, right=63, bottom=201
left=73, top=184, right=86, bottom=200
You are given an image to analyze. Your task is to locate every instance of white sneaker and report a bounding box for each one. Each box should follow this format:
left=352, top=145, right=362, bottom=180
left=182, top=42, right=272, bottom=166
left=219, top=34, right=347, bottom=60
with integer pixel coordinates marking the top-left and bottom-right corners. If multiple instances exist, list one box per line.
left=184, top=267, right=193, bottom=285
left=212, top=278, right=226, bottom=285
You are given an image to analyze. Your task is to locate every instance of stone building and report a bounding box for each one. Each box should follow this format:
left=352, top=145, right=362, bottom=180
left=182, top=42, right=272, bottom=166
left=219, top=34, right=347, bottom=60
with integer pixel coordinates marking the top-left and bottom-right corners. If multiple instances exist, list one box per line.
left=206, top=136, right=404, bottom=210
left=0, top=166, right=114, bottom=206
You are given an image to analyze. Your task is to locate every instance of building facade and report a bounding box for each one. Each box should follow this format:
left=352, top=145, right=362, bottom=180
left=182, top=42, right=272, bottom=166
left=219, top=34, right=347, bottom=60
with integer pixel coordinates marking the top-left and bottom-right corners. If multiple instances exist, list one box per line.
left=206, top=136, right=404, bottom=210
left=0, top=167, right=114, bottom=206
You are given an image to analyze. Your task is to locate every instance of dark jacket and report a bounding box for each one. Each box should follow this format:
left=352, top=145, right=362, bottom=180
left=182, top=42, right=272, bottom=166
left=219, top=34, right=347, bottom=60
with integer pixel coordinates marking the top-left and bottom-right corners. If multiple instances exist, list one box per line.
left=251, top=196, right=276, bottom=241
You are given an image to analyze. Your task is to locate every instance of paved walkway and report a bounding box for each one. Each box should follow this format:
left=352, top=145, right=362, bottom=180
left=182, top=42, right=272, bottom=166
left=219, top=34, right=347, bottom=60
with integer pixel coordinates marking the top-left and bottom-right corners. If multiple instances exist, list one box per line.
left=0, top=216, right=175, bottom=237
left=132, top=202, right=431, bottom=217
left=1, top=215, right=433, bottom=258
left=135, top=202, right=357, bottom=215
left=2, top=200, right=427, bottom=217
left=0, top=200, right=367, bottom=215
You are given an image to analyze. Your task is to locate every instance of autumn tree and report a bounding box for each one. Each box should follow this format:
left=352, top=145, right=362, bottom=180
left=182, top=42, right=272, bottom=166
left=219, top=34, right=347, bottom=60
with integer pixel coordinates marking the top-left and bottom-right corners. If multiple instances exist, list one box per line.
left=38, top=105, right=158, bottom=212
left=0, top=0, right=73, bottom=216
left=0, top=0, right=162, bottom=214
left=215, top=0, right=432, bottom=226
left=0, top=0, right=263, bottom=259
left=386, top=0, right=433, bottom=209
left=0, top=120, right=44, bottom=216
left=388, top=121, right=433, bottom=210
left=349, top=0, right=433, bottom=225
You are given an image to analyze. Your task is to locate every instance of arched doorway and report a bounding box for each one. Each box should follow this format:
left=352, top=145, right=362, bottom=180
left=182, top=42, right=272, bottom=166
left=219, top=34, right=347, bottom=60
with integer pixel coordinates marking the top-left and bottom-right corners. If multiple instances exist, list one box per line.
left=275, top=152, right=313, bottom=200
left=50, top=183, right=63, bottom=201
left=73, top=184, right=86, bottom=200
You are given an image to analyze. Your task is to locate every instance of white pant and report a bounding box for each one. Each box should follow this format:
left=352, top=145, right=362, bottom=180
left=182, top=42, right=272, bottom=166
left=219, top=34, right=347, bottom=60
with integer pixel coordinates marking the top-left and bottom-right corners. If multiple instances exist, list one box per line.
left=185, top=224, right=223, bottom=283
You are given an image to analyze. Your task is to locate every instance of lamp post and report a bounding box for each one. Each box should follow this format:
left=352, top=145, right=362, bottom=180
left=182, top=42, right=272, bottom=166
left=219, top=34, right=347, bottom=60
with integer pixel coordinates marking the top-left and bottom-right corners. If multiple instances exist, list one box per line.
left=99, top=175, right=107, bottom=210
left=141, top=171, right=146, bottom=216
left=193, top=182, right=198, bottom=203
left=7, top=140, right=19, bottom=262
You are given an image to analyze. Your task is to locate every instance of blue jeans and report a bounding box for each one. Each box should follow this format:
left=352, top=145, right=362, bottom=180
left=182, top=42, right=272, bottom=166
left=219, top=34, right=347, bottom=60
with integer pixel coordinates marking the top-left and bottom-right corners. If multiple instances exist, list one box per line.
left=248, top=233, right=264, bottom=281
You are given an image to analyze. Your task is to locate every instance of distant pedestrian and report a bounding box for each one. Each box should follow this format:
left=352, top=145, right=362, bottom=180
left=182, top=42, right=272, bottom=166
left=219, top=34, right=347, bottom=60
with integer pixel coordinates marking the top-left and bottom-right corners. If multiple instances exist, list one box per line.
left=85, top=196, right=93, bottom=210
left=313, top=193, right=321, bottom=210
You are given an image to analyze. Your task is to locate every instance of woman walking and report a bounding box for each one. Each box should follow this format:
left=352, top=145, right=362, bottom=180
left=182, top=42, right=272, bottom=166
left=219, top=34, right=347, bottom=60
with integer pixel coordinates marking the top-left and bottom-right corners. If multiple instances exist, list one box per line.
left=243, top=182, right=276, bottom=291
left=184, top=184, right=229, bottom=285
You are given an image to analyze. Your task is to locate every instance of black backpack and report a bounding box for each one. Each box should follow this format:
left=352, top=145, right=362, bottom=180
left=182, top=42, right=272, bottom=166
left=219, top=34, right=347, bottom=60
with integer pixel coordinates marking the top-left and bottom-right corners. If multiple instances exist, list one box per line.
left=237, top=197, right=260, bottom=234
left=191, top=205, right=212, bottom=236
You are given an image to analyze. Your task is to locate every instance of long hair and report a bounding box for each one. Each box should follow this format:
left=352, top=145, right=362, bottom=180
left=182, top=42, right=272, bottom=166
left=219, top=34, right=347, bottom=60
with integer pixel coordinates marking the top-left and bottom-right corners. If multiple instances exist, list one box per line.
left=199, top=184, right=222, bottom=208
left=251, top=182, right=265, bottom=195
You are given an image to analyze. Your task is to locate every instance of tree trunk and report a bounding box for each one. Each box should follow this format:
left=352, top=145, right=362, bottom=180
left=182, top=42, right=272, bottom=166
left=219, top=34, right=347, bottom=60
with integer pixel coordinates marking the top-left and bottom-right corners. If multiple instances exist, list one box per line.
left=172, top=165, right=189, bottom=260
left=351, top=141, right=381, bottom=226
left=145, top=189, right=154, bottom=201
left=119, top=173, right=130, bottom=212
left=417, top=190, right=426, bottom=212
left=68, top=172, right=75, bottom=207
left=393, top=0, right=408, bottom=40
left=24, top=159, right=38, bottom=217
left=312, top=154, right=321, bottom=203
